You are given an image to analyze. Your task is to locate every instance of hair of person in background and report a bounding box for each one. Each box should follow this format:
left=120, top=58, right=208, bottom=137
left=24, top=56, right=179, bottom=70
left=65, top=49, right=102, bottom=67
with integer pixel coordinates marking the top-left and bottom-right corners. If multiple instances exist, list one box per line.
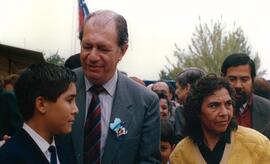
left=3, top=74, right=19, bottom=91
left=176, top=67, right=206, bottom=87
left=161, top=120, right=175, bottom=145
left=175, top=67, right=205, bottom=104
left=253, top=77, right=270, bottom=100
left=152, top=81, right=170, bottom=98
left=167, top=83, right=176, bottom=101
left=221, top=53, right=256, bottom=81
left=64, top=53, right=81, bottom=70
left=129, top=76, right=145, bottom=86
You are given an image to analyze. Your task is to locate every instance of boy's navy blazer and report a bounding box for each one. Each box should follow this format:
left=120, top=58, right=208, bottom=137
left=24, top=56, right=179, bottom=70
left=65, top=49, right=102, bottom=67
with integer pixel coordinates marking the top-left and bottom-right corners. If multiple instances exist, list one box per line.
left=0, top=128, right=70, bottom=164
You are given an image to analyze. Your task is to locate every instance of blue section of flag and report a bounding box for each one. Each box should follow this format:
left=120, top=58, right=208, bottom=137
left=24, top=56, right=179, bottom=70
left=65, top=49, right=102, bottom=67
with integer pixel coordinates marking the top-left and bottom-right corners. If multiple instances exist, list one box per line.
left=79, top=0, right=90, bottom=20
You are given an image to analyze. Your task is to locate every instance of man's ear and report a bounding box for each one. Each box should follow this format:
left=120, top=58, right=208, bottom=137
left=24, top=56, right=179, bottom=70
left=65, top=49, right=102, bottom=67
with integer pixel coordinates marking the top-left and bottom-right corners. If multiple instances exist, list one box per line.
left=121, top=44, right=128, bottom=54
left=35, top=96, right=47, bottom=114
left=118, top=44, right=128, bottom=61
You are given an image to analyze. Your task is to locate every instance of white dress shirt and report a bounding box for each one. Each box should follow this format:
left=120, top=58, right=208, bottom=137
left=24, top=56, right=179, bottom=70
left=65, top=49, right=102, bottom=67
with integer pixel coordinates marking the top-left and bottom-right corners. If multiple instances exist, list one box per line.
left=84, top=71, right=118, bottom=155
left=239, top=102, right=248, bottom=115
left=23, top=123, right=60, bottom=164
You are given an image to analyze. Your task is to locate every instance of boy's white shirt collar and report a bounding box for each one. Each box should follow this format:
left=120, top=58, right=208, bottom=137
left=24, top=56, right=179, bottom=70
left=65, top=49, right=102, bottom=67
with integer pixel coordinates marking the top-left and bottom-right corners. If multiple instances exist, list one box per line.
left=23, top=123, right=56, bottom=152
left=23, top=123, right=59, bottom=163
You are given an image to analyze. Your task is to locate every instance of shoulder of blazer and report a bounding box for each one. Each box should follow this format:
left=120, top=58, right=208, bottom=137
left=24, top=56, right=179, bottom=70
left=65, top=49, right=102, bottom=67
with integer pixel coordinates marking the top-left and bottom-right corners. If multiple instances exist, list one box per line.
left=73, top=67, right=85, bottom=90
left=0, top=129, right=30, bottom=149
left=253, top=94, right=270, bottom=103
left=253, top=94, right=270, bottom=108
left=0, top=129, right=46, bottom=162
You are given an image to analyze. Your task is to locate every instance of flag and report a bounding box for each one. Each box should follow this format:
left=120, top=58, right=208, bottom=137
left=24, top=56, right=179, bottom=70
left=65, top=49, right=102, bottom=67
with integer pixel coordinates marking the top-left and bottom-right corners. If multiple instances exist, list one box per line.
left=78, top=0, right=90, bottom=31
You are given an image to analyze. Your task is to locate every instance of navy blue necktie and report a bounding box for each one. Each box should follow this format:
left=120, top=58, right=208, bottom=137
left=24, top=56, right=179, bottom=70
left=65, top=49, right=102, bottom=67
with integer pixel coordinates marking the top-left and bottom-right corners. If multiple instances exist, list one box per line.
left=48, top=145, right=57, bottom=164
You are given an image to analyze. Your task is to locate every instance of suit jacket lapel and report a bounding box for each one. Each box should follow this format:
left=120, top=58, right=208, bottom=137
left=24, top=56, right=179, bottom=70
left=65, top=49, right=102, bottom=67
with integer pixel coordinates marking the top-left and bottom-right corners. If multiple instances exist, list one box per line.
left=72, top=68, right=86, bottom=164
left=19, top=129, right=51, bottom=164
left=102, top=72, right=133, bottom=162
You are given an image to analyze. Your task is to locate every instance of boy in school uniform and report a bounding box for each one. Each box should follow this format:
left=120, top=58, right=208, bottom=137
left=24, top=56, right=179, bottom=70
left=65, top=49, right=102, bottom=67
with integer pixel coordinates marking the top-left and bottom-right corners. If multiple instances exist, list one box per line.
left=0, top=63, right=78, bottom=164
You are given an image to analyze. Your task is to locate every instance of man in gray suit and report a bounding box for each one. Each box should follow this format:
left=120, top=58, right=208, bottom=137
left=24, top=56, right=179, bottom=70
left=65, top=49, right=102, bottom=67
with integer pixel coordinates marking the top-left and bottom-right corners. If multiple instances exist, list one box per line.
left=221, top=53, right=270, bottom=132
left=72, top=10, right=160, bottom=164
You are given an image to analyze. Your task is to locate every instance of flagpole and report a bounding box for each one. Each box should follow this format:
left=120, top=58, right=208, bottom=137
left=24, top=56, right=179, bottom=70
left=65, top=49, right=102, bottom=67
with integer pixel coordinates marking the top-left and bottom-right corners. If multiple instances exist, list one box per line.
left=70, top=0, right=90, bottom=56
left=70, top=0, right=77, bottom=56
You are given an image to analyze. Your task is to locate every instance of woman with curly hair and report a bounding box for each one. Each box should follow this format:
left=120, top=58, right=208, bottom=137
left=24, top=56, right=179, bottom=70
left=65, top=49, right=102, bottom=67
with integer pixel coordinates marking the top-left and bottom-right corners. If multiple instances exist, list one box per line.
left=170, top=74, right=270, bottom=164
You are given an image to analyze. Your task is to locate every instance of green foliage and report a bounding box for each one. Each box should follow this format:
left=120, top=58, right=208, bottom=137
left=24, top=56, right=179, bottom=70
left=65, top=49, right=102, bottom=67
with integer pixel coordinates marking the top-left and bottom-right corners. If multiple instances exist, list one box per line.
left=45, top=52, right=65, bottom=66
left=160, top=19, right=263, bottom=80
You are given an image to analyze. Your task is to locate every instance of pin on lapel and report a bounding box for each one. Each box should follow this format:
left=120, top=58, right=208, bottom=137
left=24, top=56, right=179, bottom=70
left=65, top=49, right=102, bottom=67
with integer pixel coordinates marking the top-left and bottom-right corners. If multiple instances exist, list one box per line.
left=110, top=118, right=128, bottom=138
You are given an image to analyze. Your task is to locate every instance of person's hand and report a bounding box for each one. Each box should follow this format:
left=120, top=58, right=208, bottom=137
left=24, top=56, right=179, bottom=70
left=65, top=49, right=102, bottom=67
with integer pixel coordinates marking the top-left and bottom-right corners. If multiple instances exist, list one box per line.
left=0, top=135, right=11, bottom=147
left=3, top=135, right=11, bottom=141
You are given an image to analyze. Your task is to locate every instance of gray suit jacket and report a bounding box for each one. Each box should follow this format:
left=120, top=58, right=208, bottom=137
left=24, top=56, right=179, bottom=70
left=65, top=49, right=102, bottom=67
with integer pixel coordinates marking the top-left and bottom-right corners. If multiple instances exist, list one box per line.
left=72, top=68, right=161, bottom=164
left=252, top=94, right=270, bottom=132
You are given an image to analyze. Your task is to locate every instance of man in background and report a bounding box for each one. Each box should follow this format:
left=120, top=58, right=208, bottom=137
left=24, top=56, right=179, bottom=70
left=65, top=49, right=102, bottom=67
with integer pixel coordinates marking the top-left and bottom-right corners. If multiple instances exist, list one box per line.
left=221, top=53, right=270, bottom=132
left=174, top=67, right=205, bottom=143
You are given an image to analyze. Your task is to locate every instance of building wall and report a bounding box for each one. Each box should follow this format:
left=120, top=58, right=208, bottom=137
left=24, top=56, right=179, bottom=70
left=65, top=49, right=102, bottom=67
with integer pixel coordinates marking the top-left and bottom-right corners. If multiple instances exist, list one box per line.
left=0, top=44, right=45, bottom=76
left=0, top=55, right=10, bottom=76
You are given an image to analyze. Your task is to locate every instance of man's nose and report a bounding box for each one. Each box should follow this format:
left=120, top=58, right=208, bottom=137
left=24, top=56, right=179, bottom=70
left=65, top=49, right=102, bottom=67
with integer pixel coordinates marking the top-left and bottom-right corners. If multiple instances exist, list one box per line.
left=234, top=79, right=242, bottom=89
left=86, top=48, right=100, bottom=61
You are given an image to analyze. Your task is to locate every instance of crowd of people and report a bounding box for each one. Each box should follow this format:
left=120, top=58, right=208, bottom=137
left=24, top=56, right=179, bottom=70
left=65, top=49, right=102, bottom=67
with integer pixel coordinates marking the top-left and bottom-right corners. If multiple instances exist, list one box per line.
left=0, top=74, right=23, bottom=139
left=1, top=9, right=270, bottom=164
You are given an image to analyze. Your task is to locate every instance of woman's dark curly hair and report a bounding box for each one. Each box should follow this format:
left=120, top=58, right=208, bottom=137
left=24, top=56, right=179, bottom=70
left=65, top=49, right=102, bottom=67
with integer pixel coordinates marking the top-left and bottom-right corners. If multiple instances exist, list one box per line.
left=183, top=74, right=238, bottom=143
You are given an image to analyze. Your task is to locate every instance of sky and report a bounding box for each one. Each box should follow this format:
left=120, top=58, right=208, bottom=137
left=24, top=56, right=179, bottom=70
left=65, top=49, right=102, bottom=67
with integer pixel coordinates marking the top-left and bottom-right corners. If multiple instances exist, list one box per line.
left=0, top=0, right=270, bottom=80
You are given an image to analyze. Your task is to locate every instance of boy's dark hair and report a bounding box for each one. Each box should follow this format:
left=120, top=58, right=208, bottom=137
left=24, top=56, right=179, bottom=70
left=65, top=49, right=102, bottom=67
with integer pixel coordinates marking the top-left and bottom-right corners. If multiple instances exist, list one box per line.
left=183, top=74, right=238, bottom=143
left=161, top=120, right=175, bottom=146
left=221, top=53, right=256, bottom=81
left=14, top=62, right=77, bottom=121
